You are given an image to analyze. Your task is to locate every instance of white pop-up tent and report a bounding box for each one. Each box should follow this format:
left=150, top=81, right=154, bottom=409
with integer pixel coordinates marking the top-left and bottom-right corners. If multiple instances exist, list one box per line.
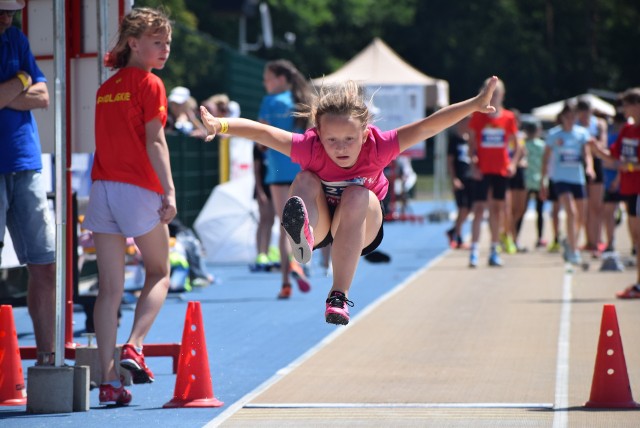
left=312, top=38, right=449, bottom=108
left=531, top=93, right=616, bottom=122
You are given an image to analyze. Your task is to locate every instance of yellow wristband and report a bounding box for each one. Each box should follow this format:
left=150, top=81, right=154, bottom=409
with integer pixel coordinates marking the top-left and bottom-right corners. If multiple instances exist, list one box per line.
left=16, top=72, right=30, bottom=91
left=628, top=163, right=634, bottom=172
left=219, top=118, right=228, bottom=134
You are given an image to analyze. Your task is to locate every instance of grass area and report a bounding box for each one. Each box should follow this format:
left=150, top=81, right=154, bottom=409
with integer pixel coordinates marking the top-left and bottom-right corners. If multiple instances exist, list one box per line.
left=414, top=174, right=453, bottom=201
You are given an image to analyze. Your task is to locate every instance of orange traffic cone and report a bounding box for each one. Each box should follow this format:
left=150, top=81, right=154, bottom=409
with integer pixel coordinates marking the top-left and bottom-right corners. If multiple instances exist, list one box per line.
left=585, top=304, right=640, bottom=408
left=163, top=301, right=223, bottom=408
left=0, top=305, right=27, bottom=406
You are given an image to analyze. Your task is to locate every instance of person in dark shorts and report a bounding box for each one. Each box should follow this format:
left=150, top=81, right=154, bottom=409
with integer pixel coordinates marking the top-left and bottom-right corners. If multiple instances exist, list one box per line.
left=252, top=143, right=278, bottom=270
left=468, top=78, right=522, bottom=267
left=601, top=112, right=627, bottom=252
left=522, top=120, right=548, bottom=248
left=541, top=102, right=594, bottom=265
left=200, top=76, right=501, bottom=324
left=588, top=88, right=640, bottom=299
left=576, top=98, right=608, bottom=255
left=446, top=116, right=472, bottom=248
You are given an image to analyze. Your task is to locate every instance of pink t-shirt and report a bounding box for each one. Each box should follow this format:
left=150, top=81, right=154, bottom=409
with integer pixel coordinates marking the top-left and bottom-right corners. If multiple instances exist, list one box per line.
left=291, top=125, right=400, bottom=205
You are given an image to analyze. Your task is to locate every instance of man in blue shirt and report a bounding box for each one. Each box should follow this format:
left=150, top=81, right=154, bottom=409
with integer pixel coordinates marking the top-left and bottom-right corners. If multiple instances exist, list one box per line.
left=0, top=0, right=55, bottom=365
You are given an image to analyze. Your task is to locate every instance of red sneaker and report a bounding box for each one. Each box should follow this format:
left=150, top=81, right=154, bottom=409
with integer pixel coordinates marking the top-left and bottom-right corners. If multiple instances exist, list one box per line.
left=99, top=382, right=132, bottom=406
left=120, top=344, right=154, bottom=384
left=616, top=285, right=640, bottom=299
left=289, top=260, right=311, bottom=293
left=277, top=283, right=292, bottom=299
left=282, top=196, right=314, bottom=264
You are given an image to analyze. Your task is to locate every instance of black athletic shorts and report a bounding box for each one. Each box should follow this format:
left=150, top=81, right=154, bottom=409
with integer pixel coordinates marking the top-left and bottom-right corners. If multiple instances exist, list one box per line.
left=625, top=194, right=639, bottom=217
left=508, top=167, right=526, bottom=190
left=473, top=174, right=508, bottom=202
left=586, top=158, right=604, bottom=184
left=604, top=190, right=624, bottom=203
left=547, top=180, right=558, bottom=202
left=453, top=177, right=473, bottom=210
left=314, top=201, right=385, bottom=256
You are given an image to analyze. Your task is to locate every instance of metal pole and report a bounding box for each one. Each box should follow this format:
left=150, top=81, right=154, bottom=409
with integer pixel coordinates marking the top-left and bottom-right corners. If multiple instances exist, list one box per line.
left=239, top=15, right=247, bottom=54
left=53, top=0, right=67, bottom=367
left=97, top=0, right=109, bottom=84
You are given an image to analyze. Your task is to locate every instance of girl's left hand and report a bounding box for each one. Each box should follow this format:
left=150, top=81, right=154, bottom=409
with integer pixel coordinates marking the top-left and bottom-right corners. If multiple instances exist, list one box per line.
left=476, top=76, right=498, bottom=114
left=199, top=106, right=218, bottom=142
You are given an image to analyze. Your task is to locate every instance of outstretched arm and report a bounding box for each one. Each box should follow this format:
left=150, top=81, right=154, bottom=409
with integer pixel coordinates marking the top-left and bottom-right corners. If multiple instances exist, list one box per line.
left=200, top=106, right=294, bottom=156
left=396, top=76, right=499, bottom=153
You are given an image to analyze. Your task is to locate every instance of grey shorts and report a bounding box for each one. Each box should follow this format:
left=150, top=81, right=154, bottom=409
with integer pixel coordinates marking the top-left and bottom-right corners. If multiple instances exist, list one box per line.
left=0, top=170, right=56, bottom=265
left=83, top=180, right=162, bottom=238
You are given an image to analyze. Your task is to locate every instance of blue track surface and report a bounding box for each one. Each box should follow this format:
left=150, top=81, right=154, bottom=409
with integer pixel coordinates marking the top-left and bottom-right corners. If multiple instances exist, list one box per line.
left=1, top=201, right=457, bottom=427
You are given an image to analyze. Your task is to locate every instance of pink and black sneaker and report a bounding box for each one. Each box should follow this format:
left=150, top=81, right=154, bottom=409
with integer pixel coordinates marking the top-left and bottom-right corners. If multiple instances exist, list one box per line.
left=120, top=343, right=155, bottom=384
left=99, top=380, right=132, bottom=406
left=289, top=260, right=311, bottom=293
left=325, top=290, right=354, bottom=325
left=282, top=196, right=314, bottom=264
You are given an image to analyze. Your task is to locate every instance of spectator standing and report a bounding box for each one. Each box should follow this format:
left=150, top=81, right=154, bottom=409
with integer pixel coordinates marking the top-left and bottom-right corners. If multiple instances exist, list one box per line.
left=83, top=7, right=177, bottom=406
left=258, top=59, right=312, bottom=299
left=0, top=0, right=55, bottom=366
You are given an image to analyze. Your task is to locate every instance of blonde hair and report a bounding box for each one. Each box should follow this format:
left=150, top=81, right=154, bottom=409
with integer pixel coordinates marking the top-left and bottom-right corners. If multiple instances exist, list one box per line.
left=104, top=7, right=172, bottom=69
left=298, top=81, right=372, bottom=130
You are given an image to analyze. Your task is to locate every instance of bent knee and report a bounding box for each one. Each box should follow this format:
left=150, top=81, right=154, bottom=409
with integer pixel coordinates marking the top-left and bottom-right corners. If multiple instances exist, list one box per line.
left=293, top=170, right=321, bottom=187
left=341, top=186, right=371, bottom=205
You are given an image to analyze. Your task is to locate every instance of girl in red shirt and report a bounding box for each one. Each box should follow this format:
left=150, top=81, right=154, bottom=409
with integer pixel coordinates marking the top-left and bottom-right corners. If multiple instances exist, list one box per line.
left=83, top=7, right=176, bottom=406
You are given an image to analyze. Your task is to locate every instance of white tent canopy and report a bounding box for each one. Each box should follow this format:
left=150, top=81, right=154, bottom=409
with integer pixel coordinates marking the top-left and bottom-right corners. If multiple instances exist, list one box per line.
left=531, top=93, right=616, bottom=122
left=311, top=37, right=449, bottom=109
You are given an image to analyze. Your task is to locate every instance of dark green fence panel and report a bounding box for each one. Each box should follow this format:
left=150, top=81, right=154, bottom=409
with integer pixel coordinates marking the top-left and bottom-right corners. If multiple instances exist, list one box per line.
left=221, top=48, right=265, bottom=121
left=167, top=133, right=220, bottom=228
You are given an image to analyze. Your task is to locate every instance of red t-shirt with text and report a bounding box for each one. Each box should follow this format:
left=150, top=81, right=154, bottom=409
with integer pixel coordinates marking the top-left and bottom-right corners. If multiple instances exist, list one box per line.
left=468, top=109, right=518, bottom=176
left=92, top=67, right=168, bottom=194
left=610, top=123, right=640, bottom=195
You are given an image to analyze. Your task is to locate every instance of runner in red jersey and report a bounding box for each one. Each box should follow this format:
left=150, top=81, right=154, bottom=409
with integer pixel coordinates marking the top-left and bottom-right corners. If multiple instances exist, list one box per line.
left=467, top=78, right=522, bottom=267
left=590, top=87, right=640, bottom=298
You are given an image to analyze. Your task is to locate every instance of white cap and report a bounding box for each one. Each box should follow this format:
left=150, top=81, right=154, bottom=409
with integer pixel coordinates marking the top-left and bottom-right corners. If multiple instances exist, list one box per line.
left=168, top=86, right=190, bottom=105
left=0, top=0, right=25, bottom=10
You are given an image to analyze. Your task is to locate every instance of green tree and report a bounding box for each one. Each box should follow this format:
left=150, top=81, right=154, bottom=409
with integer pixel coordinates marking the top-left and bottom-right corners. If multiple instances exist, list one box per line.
left=140, top=0, right=640, bottom=112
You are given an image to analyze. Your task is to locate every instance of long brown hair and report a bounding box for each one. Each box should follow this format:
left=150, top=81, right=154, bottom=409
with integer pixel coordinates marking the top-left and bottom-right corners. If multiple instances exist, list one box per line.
left=265, top=59, right=312, bottom=130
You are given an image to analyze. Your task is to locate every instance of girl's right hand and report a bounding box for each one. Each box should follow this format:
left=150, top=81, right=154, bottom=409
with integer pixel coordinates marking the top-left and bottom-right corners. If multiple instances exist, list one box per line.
left=452, top=177, right=464, bottom=190
left=159, top=194, right=177, bottom=224
left=475, top=76, right=498, bottom=114
left=199, top=106, right=218, bottom=142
